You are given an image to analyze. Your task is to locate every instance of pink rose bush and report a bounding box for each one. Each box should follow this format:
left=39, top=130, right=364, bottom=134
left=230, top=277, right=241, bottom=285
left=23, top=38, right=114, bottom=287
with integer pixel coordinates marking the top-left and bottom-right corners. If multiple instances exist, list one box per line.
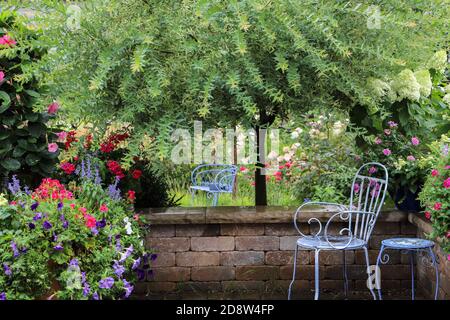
left=419, top=142, right=450, bottom=260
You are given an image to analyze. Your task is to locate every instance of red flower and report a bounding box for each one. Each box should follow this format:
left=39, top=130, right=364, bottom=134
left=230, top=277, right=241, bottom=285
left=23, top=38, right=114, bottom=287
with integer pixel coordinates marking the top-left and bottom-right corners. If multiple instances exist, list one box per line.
left=65, top=131, right=78, bottom=150
left=84, top=214, right=97, bottom=229
left=446, top=231, right=450, bottom=239
left=107, top=160, right=125, bottom=179
left=132, top=169, right=142, bottom=180
left=433, top=202, right=442, bottom=211
left=84, top=134, right=93, bottom=150
left=285, top=162, right=292, bottom=169
left=99, top=204, right=108, bottom=212
left=425, top=211, right=431, bottom=220
left=127, top=190, right=136, bottom=202
left=443, top=177, right=450, bottom=189
left=431, top=169, right=439, bottom=177
left=60, top=162, right=76, bottom=175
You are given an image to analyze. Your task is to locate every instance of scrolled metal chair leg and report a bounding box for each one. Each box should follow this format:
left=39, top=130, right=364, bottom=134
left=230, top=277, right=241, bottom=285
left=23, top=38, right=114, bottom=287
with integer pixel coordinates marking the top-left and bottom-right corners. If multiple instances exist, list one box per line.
left=375, top=245, right=385, bottom=300
left=363, top=246, right=377, bottom=300
left=427, top=247, right=440, bottom=300
left=288, top=244, right=299, bottom=300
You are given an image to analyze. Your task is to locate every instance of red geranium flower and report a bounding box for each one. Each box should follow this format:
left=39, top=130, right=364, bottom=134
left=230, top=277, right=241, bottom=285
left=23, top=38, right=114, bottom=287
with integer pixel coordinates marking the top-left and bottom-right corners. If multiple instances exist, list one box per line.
left=425, top=211, right=431, bottom=220
left=132, top=169, right=142, bottom=180
left=127, top=190, right=136, bottom=202
left=60, top=162, right=76, bottom=175
left=433, top=202, right=442, bottom=211
left=84, top=214, right=97, bottom=229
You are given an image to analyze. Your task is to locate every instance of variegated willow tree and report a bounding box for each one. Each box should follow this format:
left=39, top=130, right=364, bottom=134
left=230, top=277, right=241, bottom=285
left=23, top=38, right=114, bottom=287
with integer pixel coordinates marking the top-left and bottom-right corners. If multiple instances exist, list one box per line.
left=11, top=0, right=449, bottom=205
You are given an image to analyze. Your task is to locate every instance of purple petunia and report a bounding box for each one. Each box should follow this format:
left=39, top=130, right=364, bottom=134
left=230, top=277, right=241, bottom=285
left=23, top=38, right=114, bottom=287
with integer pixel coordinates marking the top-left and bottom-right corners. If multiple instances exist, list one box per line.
left=98, top=277, right=114, bottom=289
left=69, top=258, right=79, bottom=267
left=122, top=279, right=134, bottom=298
left=83, top=283, right=91, bottom=297
left=54, top=244, right=63, bottom=251
left=119, top=245, right=134, bottom=263
left=92, top=292, right=99, bottom=300
left=150, top=254, right=158, bottom=261
left=131, top=258, right=141, bottom=270
left=28, top=223, right=35, bottom=230
left=3, top=263, right=12, bottom=276
left=57, top=202, right=63, bottom=211
left=136, top=269, right=145, bottom=281
left=0, top=292, right=6, bottom=300
left=33, top=212, right=43, bottom=221
left=10, top=241, right=19, bottom=258
left=113, top=261, right=125, bottom=278
left=96, top=218, right=106, bottom=229
left=91, top=227, right=98, bottom=236
left=30, top=202, right=39, bottom=211
left=63, top=220, right=69, bottom=229
left=43, top=220, right=52, bottom=230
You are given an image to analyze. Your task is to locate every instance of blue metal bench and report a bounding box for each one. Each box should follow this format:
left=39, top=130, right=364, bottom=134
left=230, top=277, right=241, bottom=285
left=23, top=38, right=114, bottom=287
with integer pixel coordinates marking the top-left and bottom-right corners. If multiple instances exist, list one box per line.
left=190, top=164, right=238, bottom=206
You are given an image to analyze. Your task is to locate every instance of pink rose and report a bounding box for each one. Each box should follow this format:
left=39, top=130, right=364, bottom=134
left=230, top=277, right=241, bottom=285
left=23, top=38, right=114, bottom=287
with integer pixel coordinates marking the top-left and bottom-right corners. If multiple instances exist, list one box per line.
left=353, top=183, right=360, bottom=193
left=368, top=166, right=377, bottom=174
left=431, top=169, right=439, bottom=177
left=0, top=71, right=4, bottom=82
left=433, top=202, right=442, bottom=211
left=384, top=129, right=391, bottom=136
left=100, top=204, right=108, bottom=212
left=374, top=137, right=382, bottom=145
left=48, top=143, right=59, bottom=153
left=47, top=102, right=60, bottom=114
left=411, top=136, right=420, bottom=146
left=406, top=155, right=415, bottom=161
left=443, top=177, right=450, bottom=189
left=425, top=211, right=431, bottom=220
left=382, top=149, right=391, bottom=156
left=56, top=131, right=67, bottom=142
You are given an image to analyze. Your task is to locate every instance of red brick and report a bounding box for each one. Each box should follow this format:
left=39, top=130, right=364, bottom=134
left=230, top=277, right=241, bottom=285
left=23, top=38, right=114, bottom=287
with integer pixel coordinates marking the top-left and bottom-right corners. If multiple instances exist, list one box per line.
left=279, top=236, right=300, bottom=250
left=176, top=224, right=220, bottom=237
left=279, top=265, right=322, bottom=280
left=191, top=237, right=234, bottom=251
left=148, top=225, right=175, bottom=237
left=221, top=224, right=265, bottom=236
left=191, top=266, right=235, bottom=281
left=146, top=282, right=177, bottom=292
left=236, top=266, right=279, bottom=280
left=146, top=237, right=190, bottom=252
left=150, top=267, right=190, bottom=282
left=355, top=249, right=400, bottom=265
left=265, top=251, right=309, bottom=265
left=400, top=222, right=417, bottom=235
left=176, top=252, right=220, bottom=266
left=222, top=281, right=265, bottom=292
left=220, top=251, right=264, bottom=266
left=265, top=223, right=307, bottom=236
left=179, top=282, right=222, bottom=292
left=310, top=250, right=354, bottom=265
left=235, top=236, right=279, bottom=251
left=377, top=265, right=411, bottom=280
left=151, top=252, right=175, bottom=267
left=371, top=222, right=400, bottom=235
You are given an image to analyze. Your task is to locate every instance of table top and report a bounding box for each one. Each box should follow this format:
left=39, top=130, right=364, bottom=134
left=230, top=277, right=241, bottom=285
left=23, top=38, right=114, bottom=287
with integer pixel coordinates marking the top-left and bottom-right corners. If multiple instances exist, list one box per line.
left=381, top=237, right=435, bottom=249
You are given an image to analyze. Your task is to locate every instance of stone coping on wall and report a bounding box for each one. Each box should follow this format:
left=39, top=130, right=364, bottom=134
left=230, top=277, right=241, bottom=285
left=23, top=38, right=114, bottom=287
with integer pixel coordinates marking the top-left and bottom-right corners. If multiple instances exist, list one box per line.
left=140, top=206, right=407, bottom=225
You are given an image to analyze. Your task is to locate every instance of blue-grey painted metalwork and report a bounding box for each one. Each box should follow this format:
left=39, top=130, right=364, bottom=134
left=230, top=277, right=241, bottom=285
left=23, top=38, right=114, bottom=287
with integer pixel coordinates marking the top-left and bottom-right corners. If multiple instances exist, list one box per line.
left=190, top=164, right=238, bottom=206
left=288, top=162, right=389, bottom=300
left=375, top=237, right=439, bottom=300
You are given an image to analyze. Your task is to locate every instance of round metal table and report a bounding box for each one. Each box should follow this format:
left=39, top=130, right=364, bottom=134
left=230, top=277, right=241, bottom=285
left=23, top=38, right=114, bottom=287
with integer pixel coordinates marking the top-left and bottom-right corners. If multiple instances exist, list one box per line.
left=375, top=238, right=439, bottom=300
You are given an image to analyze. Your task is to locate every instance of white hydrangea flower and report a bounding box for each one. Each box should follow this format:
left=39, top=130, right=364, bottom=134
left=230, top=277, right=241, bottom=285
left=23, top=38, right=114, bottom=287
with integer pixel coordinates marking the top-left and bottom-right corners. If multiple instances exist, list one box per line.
left=290, top=131, right=299, bottom=139
left=368, top=78, right=391, bottom=98
left=414, top=69, right=432, bottom=97
left=391, top=69, right=421, bottom=102
left=427, top=50, right=448, bottom=73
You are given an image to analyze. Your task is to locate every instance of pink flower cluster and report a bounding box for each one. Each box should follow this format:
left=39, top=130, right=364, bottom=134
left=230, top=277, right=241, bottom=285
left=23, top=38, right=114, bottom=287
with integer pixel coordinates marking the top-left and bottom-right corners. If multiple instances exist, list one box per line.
left=0, top=34, right=16, bottom=47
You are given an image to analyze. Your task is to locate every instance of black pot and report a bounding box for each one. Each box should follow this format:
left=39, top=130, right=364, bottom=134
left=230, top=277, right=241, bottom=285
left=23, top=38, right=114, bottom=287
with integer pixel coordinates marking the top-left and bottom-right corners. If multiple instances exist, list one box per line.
left=390, top=185, right=424, bottom=213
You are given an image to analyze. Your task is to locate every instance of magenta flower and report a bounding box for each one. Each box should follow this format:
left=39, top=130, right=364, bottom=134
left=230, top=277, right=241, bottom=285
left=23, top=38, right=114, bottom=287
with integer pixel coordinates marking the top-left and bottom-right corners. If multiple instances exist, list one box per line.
left=353, top=183, right=360, bottom=194
left=56, top=131, right=67, bottom=142
left=374, top=137, right=382, bottom=145
left=431, top=169, right=439, bottom=177
left=0, top=71, right=4, bottom=82
left=443, top=178, right=450, bottom=189
left=48, top=143, right=59, bottom=153
left=384, top=129, right=391, bottom=136
left=382, top=149, right=391, bottom=156
left=368, top=166, right=377, bottom=174
left=0, top=35, right=17, bottom=47
left=406, top=155, right=415, bottom=161
left=47, top=102, right=60, bottom=114
left=387, top=121, right=398, bottom=128
left=411, top=136, right=420, bottom=146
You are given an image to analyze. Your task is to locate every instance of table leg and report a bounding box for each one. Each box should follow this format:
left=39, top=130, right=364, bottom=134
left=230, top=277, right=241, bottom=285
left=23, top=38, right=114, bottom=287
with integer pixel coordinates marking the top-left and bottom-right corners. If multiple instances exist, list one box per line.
left=409, top=251, right=415, bottom=300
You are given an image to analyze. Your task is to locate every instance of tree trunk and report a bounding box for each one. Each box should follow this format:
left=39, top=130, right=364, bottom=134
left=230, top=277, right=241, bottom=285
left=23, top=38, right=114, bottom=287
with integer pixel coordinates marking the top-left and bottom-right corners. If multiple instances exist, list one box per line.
left=255, top=124, right=267, bottom=206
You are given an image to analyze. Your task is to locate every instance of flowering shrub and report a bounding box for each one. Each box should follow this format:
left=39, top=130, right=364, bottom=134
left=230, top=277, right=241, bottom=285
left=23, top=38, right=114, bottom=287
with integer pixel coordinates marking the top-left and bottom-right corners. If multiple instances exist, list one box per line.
left=0, top=10, right=59, bottom=184
left=0, top=174, right=153, bottom=300
left=419, top=137, right=450, bottom=261
left=56, top=126, right=179, bottom=208
left=363, top=120, right=430, bottom=196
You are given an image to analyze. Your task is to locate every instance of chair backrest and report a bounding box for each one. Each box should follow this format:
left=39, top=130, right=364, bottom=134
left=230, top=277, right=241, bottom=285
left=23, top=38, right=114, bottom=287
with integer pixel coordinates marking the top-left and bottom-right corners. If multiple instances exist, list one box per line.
left=347, top=162, right=389, bottom=241
left=191, top=164, right=238, bottom=192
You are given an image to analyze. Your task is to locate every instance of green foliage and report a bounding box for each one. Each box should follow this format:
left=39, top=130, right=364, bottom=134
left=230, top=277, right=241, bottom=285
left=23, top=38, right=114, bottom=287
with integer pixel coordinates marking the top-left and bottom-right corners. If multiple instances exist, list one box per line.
left=418, top=136, right=450, bottom=258
left=0, top=177, right=148, bottom=300
left=17, top=0, right=450, bottom=161
left=0, top=10, right=58, bottom=184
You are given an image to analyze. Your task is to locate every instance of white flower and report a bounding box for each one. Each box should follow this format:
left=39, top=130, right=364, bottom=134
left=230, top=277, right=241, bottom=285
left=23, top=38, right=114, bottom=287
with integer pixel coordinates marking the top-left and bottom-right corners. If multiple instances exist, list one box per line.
left=124, top=217, right=133, bottom=235
left=414, top=69, right=432, bottom=97
left=443, top=93, right=450, bottom=106
left=267, top=151, right=278, bottom=160
left=427, top=50, right=448, bottom=73
left=277, top=156, right=284, bottom=162
left=391, top=69, right=421, bottom=102
left=290, top=131, right=299, bottom=139
left=284, top=153, right=292, bottom=161
left=368, top=78, right=391, bottom=98
left=282, top=146, right=290, bottom=153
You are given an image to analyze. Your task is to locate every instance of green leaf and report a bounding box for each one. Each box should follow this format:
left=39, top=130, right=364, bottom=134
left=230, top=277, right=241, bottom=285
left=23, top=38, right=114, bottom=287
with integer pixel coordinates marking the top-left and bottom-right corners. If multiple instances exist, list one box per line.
left=12, top=146, right=26, bottom=157
left=0, top=91, right=11, bottom=113
left=28, top=122, right=46, bottom=138
left=1, top=158, right=21, bottom=171
left=25, top=153, right=40, bottom=166
left=24, top=89, right=40, bottom=98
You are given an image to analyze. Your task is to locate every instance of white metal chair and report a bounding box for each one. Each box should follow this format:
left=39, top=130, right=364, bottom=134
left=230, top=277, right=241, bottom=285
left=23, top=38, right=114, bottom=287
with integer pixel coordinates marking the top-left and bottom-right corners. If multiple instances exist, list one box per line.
left=288, top=162, right=389, bottom=300
left=190, top=164, right=237, bottom=206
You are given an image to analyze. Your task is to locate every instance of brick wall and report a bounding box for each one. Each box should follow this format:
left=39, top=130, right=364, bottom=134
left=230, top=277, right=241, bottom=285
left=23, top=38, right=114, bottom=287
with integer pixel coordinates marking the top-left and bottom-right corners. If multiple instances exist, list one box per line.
left=133, top=207, right=426, bottom=300
left=410, top=213, right=450, bottom=300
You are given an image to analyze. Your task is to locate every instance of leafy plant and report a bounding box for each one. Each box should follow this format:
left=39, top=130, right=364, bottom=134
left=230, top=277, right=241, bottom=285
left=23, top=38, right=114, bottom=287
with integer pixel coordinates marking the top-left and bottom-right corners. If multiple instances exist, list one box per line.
left=0, top=10, right=59, bottom=186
